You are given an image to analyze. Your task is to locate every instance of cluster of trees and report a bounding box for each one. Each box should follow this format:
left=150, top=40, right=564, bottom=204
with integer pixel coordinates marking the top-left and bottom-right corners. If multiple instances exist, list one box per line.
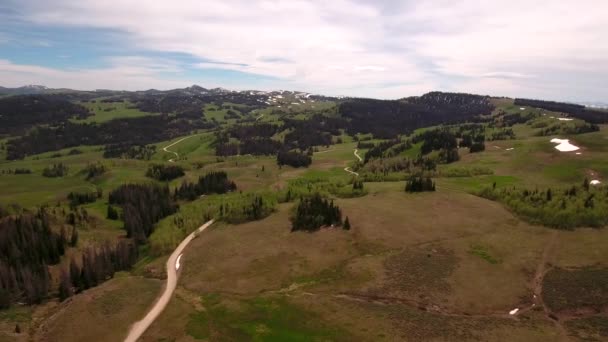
left=459, top=131, right=485, bottom=153
left=413, top=129, right=458, bottom=155
left=59, top=241, right=138, bottom=301
left=146, top=164, right=185, bottom=181
left=82, top=162, right=106, bottom=180
left=6, top=114, right=213, bottom=160
left=437, top=148, right=460, bottom=164
left=352, top=180, right=364, bottom=190
left=291, top=194, right=344, bottom=231
left=496, top=112, right=535, bottom=127
left=514, top=98, right=608, bottom=124
left=405, top=175, right=436, bottom=192
left=282, top=115, right=342, bottom=150
left=106, top=205, right=119, bottom=220
left=108, top=184, right=178, bottom=244
left=217, top=194, right=276, bottom=224
left=227, top=123, right=280, bottom=140
left=0, top=95, right=91, bottom=135
left=173, top=171, right=237, bottom=200
left=67, top=190, right=101, bottom=209
left=0, top=168, right=32, bottom=175
left=0, top=209, right=67, bottom=307
left=363, top=138, right=411, bottom=163
left=479, top=179, right=608, bottom=229
left=216, top=138, right=283, bottom=156
left=488, top=128, right=515, bottom=140
left=277, top=150, right=312, bottom=168
left=535, top=122, right=599, bottom=136
left=42, top=163, right=68, bottom=177
left=340, top=92, right=494, bottom=138
left=103, top=143, right=157, bottom=160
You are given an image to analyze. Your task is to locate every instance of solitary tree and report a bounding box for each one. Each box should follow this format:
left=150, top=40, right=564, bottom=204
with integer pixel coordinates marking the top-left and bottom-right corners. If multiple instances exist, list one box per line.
left=343, top=217, right=351, bottom=230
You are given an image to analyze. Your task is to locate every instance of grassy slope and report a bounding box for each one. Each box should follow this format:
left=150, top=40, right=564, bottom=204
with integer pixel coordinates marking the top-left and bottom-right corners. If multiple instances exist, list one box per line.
left=3, top=98, right=608, bottom=340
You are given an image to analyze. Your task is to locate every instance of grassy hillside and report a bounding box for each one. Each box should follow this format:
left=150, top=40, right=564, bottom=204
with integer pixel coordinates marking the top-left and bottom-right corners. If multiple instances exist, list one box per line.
left=1, top=93, right=607, bottom=341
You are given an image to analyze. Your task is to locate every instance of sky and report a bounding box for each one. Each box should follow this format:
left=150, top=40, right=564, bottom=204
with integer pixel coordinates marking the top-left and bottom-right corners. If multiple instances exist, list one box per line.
left=0, top=0, right=606, bottom=101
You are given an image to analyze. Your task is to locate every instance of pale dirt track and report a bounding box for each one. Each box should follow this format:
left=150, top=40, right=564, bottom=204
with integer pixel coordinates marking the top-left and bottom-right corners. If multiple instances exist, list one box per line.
left=162, top=136, right=193, bottom=162
left=124, top=220, right=214, bottom=342
left=344, top=149, right=362, bottom=176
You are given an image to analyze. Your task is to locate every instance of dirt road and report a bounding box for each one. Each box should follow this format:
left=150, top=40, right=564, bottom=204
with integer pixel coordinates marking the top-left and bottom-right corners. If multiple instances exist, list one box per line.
left=124, top=220, right=214, bottom=342
left=354, top=149, right=362, bottom=162
left=162, top=136, right=193, bottom=162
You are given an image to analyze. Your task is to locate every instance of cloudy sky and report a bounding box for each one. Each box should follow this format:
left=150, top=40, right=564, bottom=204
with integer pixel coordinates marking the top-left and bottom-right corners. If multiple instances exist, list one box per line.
left=0, top=0, right=606, bottom=100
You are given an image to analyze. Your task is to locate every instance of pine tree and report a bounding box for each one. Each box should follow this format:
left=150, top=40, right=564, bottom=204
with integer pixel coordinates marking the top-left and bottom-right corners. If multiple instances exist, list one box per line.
left=70, top=227, right=78, bottom=247
left=343, top=217, right=351, bottom=230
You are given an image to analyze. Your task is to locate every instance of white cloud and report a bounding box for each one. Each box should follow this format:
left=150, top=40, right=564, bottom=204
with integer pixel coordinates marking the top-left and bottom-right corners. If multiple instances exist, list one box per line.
left=0, top=59, right=189, bottom=90
left=5, top=0, right=608, bottom=100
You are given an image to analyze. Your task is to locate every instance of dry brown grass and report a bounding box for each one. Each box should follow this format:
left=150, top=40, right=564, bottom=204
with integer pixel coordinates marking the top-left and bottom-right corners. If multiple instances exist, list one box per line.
left=34, top=275, right=160, bottom=342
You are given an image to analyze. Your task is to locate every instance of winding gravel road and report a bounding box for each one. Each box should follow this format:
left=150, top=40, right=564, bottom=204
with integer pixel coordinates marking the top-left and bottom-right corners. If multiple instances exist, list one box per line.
left=124, top=220, right=214, bottom=342
left=344, top=149, right=362, bottom=176
left=162, top=136, right=193, bottom=163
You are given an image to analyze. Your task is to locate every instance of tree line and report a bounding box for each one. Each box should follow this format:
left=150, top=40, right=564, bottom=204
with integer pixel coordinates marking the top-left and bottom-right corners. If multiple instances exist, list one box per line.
left=291, top=194, right=345, bottom=232
left=0, top=209, right=67, bottom=307
left=405, top=176, right=436, bottom=192
left=108, top=183, right=178, bottom=244
left=277, top=150, right=312, bottom=168
left=146, top=164, right=185, bottom=181
left=173, top=171, right=237, bottom=201
left=514, top=98, right=608, bottom=124
left=103, top=143, right=157, bottom=160
left=479, top=179, right=608, bottom=229
left=42, top=163, right=69, bottom=177
left=59, top=241, right=138, bottom=301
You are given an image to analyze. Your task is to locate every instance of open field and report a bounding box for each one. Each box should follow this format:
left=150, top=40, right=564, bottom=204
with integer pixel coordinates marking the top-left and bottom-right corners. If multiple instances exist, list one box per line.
left=140, top=182, right=593, bottom=340
left=2, top=95, right=608, bottom=341
left=34, top=274, right=161, bottom=342
left=77, top=101, right=158, bottom=123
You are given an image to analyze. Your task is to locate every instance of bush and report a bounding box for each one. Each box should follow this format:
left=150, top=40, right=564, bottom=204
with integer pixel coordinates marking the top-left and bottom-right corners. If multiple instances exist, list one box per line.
left=42, top=163, right=68, bottom=177
left=146, top=164, right=185, bottom=181
left=291, top=193, right=343, bottom=232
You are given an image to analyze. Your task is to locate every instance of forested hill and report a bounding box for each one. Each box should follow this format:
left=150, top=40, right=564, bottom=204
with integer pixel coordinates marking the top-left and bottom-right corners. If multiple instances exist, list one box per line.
left=339, top=92, right=494, bottom=138
left=0, top=95, right=92, bottom=135
left=514, top=98, right=608, bottom=123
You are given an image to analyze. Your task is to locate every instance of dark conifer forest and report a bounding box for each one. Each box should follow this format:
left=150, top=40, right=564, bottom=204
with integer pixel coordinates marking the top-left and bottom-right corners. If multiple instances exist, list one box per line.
left=291, top=194, right=344, bottom=231
left=174, top=171, right=237, bottom=200
left=108, top=184, right=178, bottom=244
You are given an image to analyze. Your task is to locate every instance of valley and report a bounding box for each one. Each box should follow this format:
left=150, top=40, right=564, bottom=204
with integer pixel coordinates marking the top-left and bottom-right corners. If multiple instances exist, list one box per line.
left=0, top=86, right=607, bottom=341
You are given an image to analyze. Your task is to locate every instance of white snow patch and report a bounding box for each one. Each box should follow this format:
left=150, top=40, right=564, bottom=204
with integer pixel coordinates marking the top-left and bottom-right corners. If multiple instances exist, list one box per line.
left=291, top=102, right=300, bottom=105
left=590, top=180, right=601, bottom=185
left=550, top=138, right=580, bottom=152
left=506, top=148, right=514, bottom=151
left=509, top=308, right=519, bottom=315
left=276, top=95, right=283, bottom=99
left=576, top=152, right=582, bottom=155
left=520, top=107, right=526, bottom=110
left=558, top=118, right=574, bottom=121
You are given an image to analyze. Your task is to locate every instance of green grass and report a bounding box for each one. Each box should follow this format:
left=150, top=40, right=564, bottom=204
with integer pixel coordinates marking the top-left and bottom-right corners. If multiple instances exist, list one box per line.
left=186, top=295, right=348, bottom=341
left=76, top=101, right=158, bottom=123
left=438, top=175, right=519, bottom=193
left=468, top=245, right=501, bottom=264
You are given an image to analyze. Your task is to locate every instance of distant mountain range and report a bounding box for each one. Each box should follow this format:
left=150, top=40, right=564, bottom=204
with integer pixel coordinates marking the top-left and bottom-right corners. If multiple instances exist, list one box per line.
left=0, top=84, right=317, bottom=98
left=0, top=85, right=605, bottom=109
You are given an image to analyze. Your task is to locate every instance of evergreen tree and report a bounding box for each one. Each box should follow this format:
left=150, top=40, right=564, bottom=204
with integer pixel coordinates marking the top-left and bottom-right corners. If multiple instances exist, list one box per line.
left=343, top=217, right=351, bottom=230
